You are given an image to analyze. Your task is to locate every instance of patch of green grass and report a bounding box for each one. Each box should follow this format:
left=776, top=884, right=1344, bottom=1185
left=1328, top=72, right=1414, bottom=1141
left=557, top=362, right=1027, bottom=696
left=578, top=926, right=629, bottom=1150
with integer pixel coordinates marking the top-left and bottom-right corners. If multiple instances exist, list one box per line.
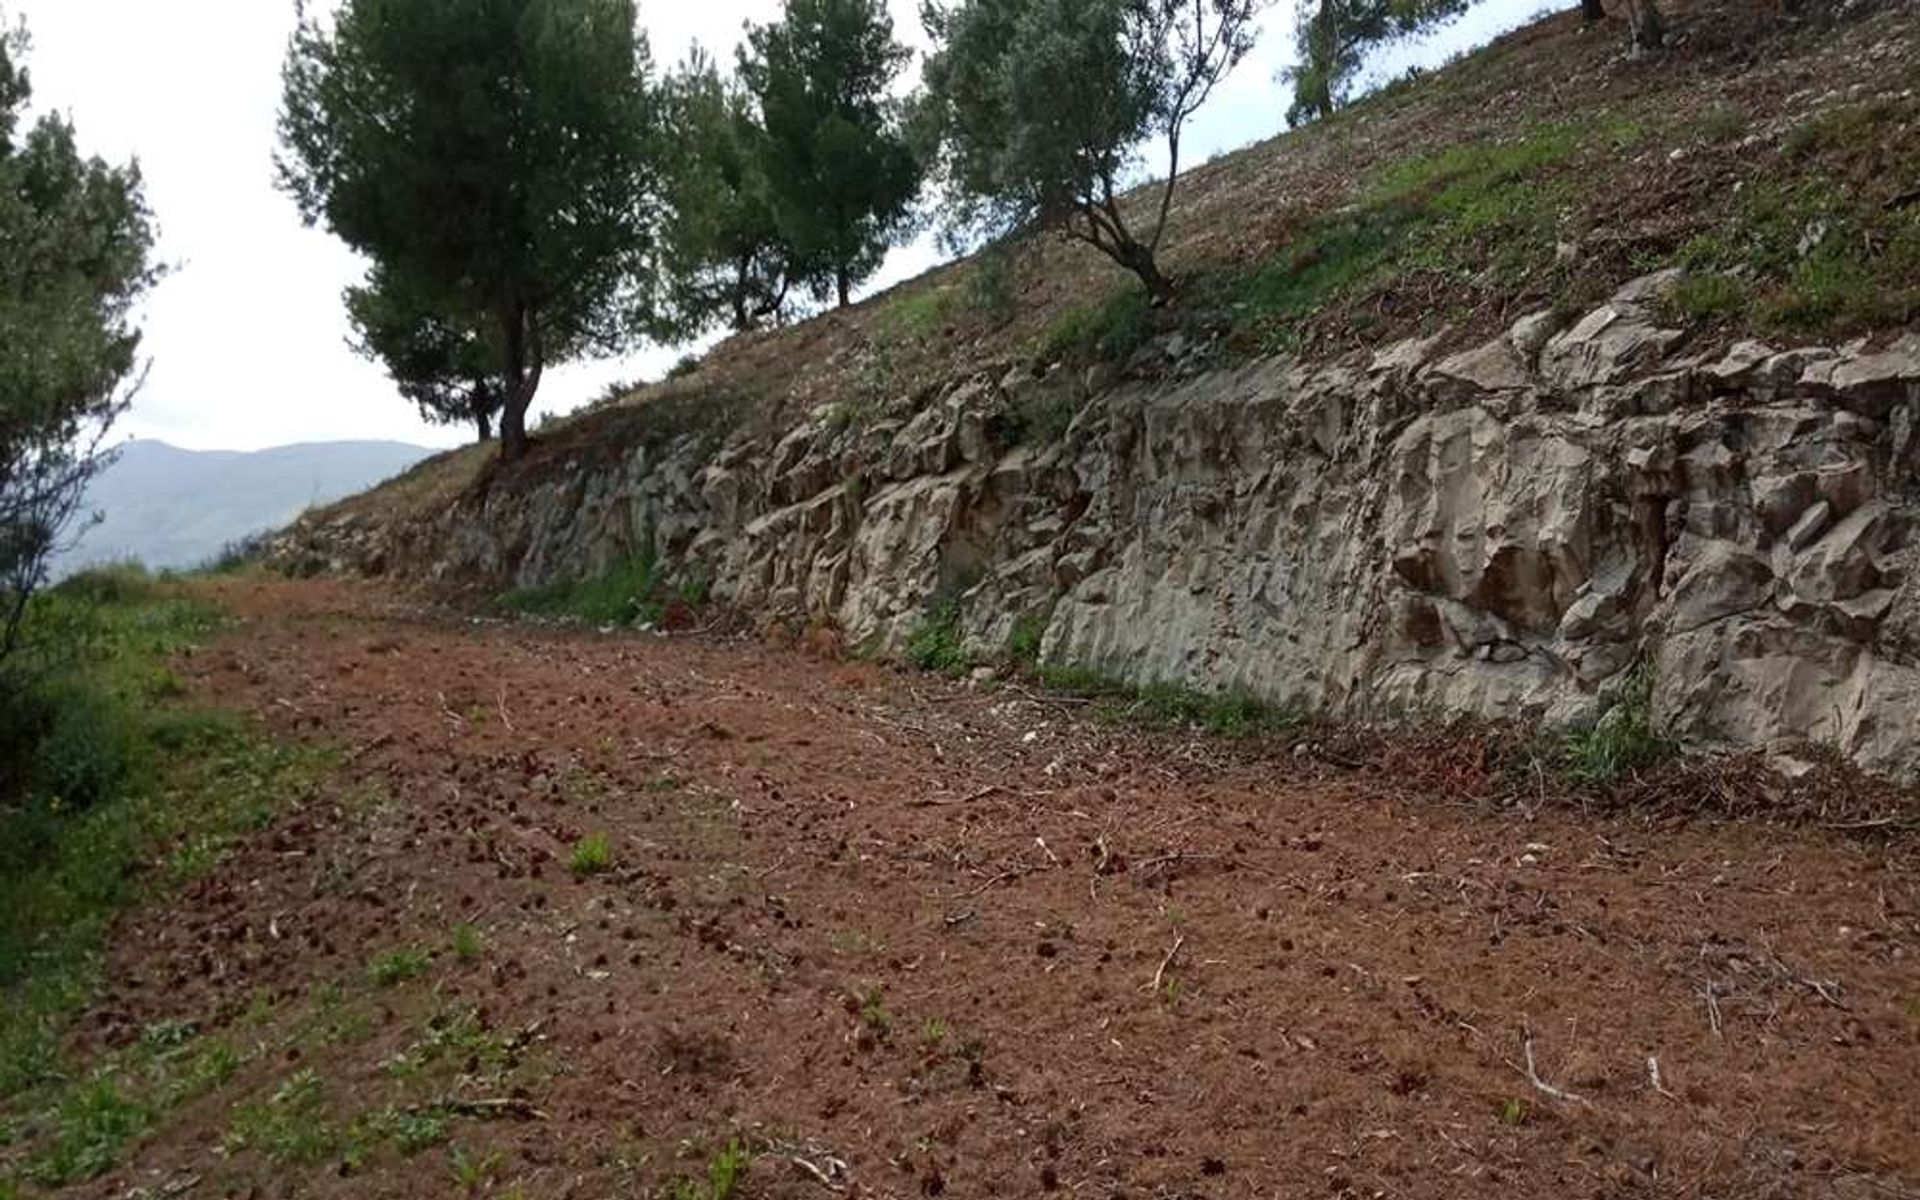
left=224, top=1068, right=339, bottom=1166
left=885, top=287, right=957, bottom=342
left=667, top=1141, right=751, bottom=1200
left=0, top=582, right=333, bottom=1105
left=367, top=946, right=432, bottom=988
left=1673, top=96, right=1920, bottom=338
left=1561, top=663, right=1673, bottom=788
left=907, top=599, right=970, bottom=676
left=497, top=550, right=664, bottom=627
left=1660, top=271, right=1750, bottom=325
left=1040, top=285, right=1154, bottom=364
left=1236, top=119, right=1608, bottom=349
left=20, top=1075, right=152, bottom=1186
left=569, top=832, right=615, bottom=877
left=1033, top=664, right=1302, bottom=739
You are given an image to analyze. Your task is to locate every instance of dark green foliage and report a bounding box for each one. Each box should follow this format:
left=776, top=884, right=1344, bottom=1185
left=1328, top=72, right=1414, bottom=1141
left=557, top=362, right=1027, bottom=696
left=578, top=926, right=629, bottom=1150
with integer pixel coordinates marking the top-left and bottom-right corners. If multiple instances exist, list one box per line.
left=0, top=23, right=158, bottom=668
left=1005, top=607, right=1051, bottom=666
left=21, top=1076, right=152, bottom=1186
left=739, top=0, right=921, bottom=309
left=0, top=579, right=330, bottom=1116
left=1660, top=272, right=1749, bottom=325
left=907, top=598, right=970, bottom=675
left=918, top=0, right=1260, bottom=301
left=658, top=50, right=796, bottom=336
left=277, top=0, right=665, bottom=458
left=1283, top=0, right=1475, bottom=127
left=344, top=265, right=503, bottom=442
left=1041, top=286, right=1154, bottom=363
left=1561, top=663, right=1672, bottom=787
left=497, top=550, right=697, bottom=628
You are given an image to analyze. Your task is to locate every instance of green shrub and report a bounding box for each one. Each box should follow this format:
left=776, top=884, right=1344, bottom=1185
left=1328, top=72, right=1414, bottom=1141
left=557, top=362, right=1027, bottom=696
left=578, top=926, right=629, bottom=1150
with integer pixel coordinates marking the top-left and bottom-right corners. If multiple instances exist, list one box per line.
left=51, top=562, right=156, bottom=607
left=964, top=249, right=1019, bottom=326
left=1040, top=286, right=1153, bottom=364
left=28, top=680, right=148, bottom=811
left=1005, top=608, right=1051, bottom=667
left=1661, top=271, right=1750, bottom=325
left=1562, top=663, right=1672, bottom=787
left=907, top=599, right=969, bottom=676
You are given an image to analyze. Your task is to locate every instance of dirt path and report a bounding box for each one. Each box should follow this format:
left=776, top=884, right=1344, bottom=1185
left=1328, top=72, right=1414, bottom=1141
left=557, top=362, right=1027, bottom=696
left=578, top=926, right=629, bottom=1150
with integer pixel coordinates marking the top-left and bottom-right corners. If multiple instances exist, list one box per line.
left=67, top=577, right=1920, bottom=1199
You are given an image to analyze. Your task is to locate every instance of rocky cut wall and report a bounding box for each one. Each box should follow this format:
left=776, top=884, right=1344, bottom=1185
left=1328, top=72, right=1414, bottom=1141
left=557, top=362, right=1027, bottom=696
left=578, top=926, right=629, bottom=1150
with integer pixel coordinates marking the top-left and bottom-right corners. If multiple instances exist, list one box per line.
left=278, top=272, right=1920, bottom=779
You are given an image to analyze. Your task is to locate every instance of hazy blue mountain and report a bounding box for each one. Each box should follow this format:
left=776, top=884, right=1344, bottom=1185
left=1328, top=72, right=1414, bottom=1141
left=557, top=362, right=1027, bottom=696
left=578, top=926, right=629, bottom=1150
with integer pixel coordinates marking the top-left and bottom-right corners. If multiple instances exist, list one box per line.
left=53, top=439, right=436, bottom=577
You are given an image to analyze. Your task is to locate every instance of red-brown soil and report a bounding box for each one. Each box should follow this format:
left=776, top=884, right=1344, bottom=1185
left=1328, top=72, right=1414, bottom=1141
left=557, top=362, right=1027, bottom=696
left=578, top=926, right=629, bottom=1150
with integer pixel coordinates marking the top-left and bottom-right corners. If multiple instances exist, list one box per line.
left=63, top=577, right=1920, bottom=1199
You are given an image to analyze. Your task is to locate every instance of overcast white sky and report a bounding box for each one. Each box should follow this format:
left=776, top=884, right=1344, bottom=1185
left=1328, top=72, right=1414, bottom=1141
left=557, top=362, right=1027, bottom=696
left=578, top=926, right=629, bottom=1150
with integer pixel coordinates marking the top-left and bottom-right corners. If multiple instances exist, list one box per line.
left=9, top=0, right=1556, bottom=452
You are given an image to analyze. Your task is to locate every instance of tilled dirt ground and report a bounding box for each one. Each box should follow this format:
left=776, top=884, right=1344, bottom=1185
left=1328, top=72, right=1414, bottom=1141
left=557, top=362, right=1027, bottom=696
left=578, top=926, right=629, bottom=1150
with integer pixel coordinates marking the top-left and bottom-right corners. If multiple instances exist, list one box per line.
left=60, top=578, right=1920, bottom=1199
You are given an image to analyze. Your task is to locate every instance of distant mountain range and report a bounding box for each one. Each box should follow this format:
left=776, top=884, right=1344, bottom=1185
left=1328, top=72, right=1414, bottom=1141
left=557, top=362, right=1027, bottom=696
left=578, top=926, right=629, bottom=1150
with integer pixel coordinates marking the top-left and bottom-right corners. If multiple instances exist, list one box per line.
left=52, top=439, right=436, bottom=577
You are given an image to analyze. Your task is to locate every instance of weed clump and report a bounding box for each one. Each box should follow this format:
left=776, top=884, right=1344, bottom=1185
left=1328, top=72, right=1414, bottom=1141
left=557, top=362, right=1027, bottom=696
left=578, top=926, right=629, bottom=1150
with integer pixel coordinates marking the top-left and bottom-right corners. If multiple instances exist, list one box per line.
left=569, top=832, right=615, bottom=877
left=1561, top=663, right=1672, bottom=787
left=907, top=599, right=970, bottom=676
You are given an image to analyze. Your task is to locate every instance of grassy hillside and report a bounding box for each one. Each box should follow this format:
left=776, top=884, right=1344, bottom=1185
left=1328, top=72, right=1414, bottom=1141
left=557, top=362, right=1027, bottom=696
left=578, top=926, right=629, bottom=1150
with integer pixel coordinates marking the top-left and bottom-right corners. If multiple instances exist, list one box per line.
left=318, top=0, right=1918, bottom=524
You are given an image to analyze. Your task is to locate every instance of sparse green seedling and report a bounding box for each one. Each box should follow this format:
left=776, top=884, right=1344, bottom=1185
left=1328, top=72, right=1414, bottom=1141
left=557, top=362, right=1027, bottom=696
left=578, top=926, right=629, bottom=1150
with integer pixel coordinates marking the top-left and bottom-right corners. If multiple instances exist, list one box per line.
left=367, top=946, right=431, bottom=988
left=569, top=832, right=614, bottom=877
left=667, top=1141, right=751, bottom=1200
left=859, top=988, right=892, bottom=1037
left=1499, top=1097, right=1531, bottom=1126
left=448, top=1142, right=505, bottom=1192
left=450, top=923, right=483, bottom=963
left=921, top=1018, right=950, bottom=1049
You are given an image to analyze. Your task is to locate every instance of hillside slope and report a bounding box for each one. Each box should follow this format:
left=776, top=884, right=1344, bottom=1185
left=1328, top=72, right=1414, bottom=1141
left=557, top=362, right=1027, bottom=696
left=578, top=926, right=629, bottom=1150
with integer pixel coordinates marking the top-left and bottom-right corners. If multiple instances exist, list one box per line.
left=56, top=439, right=432, bottom=576
left=277, top=3, right=1920, bottom=777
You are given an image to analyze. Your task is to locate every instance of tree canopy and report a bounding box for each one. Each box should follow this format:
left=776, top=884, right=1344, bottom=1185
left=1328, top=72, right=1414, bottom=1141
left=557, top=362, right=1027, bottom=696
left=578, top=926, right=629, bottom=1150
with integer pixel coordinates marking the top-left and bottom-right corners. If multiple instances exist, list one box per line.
left=276, top=0, right=664, bottom=459
left=656, top=49, right=796, bottom=338
left=740, top=0, right=921, bottom=309
left=0, top=18, right=157, bottom=659
left=345, top=265, right=505, bottom=441
left=918, top=0, right=1261, bottom=303
left=1282, top=0, right=1473, bottom=127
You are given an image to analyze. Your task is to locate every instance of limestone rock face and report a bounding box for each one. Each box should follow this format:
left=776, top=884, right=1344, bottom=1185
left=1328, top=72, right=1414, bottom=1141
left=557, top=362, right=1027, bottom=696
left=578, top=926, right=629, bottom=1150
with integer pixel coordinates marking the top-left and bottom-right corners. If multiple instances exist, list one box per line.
left=274, top=275, right=1920, bottom=780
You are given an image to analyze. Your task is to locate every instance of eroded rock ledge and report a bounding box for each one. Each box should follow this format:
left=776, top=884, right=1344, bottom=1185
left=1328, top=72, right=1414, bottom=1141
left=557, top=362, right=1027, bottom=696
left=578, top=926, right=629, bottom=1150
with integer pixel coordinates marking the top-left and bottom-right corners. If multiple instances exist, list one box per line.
left=276, top=273, right=1920, bottom=779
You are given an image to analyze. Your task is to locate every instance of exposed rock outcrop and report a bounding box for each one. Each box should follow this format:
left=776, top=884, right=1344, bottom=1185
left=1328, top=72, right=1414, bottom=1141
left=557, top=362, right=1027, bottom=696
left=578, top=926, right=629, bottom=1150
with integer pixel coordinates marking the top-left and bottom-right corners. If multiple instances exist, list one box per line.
left=276, top=276, right=1920, bottom=779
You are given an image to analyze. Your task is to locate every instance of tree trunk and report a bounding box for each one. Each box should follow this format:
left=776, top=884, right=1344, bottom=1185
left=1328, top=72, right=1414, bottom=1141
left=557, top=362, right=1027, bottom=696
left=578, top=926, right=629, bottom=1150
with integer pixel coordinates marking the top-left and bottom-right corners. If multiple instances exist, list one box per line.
left=836, top=268, right=850, bottom=309
left=474, top=409, right=493, bottom=442
left=1580, top=0, right=1605, bottom=21
left=1121, top=242, right=1176, bottom=307
left=497, top=304, right=543, bottom=462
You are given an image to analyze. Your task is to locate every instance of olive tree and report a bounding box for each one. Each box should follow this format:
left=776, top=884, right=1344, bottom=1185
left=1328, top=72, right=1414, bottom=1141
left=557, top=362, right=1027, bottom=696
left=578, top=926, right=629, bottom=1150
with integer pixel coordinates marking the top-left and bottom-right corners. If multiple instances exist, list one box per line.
left=278, top=0, right=664, bottom=460
left=0, top=18, right=157, bottom=660
left=918, top=0, right=1263, bottom=303
left=1283, top=0, right=1473, bottom=127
